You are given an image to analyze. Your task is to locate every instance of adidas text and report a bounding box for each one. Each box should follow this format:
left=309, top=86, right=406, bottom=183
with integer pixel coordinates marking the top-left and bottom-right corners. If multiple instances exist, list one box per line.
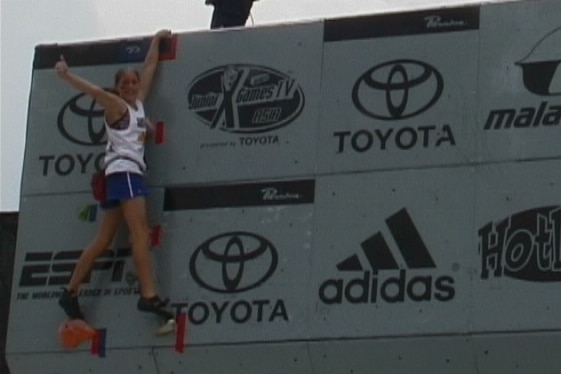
left=319, top=270, right=455, bottom=304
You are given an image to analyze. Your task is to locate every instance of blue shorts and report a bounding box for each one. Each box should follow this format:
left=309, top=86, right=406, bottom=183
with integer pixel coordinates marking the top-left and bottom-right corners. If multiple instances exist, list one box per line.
left=100, top=172, right=148, bottom=210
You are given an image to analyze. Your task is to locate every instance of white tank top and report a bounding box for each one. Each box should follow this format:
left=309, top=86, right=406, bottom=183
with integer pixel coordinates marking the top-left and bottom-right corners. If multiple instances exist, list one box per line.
left=104, top=100, right=148, bottom=175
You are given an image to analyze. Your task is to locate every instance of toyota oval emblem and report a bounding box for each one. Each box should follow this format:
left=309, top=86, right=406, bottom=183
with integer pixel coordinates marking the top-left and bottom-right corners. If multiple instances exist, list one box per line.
left=190, top=232, right=278, bottom=293
left=57, top=92, right=107, bottom=146
left=352, top=59, right=443, bottom=121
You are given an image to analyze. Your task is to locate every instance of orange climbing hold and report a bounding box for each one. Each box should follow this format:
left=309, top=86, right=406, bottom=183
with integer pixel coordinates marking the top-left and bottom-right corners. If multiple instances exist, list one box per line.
left=57, top=319, right=96, bottom=349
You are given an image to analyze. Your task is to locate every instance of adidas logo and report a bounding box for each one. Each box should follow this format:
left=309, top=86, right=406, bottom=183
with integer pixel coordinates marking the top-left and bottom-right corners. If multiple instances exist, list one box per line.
left=319, top=208, right=455, bottom=304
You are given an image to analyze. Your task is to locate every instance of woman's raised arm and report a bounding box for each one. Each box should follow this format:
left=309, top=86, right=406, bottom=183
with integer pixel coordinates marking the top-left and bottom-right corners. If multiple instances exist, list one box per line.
left=138, top=29, right=172, bottom=102
left=55, top=55, right=125, bottom=121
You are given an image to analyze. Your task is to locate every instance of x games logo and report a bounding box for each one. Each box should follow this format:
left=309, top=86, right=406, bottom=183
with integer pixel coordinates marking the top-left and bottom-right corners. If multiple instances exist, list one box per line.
left=187, top=64, right=305, bottom=134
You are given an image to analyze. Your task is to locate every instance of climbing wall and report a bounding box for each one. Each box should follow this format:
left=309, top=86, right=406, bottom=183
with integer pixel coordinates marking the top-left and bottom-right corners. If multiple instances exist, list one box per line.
left=7, top=0, right=561, bottom=373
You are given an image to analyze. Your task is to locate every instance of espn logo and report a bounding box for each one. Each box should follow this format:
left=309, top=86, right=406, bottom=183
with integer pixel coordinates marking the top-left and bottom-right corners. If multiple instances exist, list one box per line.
left=19, top=248, right=131, bottom=287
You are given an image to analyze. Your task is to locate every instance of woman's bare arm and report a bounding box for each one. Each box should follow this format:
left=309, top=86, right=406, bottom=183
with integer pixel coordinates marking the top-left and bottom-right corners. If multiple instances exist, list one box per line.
left=55, top=55, right=126, bottom=123
left=138, top=29, right=172, bottom=102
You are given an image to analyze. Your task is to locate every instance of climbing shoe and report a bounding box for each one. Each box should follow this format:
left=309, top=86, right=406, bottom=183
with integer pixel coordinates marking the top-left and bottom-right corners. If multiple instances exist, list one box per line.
left=137, top=295, right=174, bottom=321
left=58, top=288, right=84, bottom=320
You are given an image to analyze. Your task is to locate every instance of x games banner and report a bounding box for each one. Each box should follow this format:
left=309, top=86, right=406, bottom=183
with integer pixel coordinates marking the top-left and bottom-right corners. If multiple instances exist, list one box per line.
left=143, top=23, right=323, bottom=187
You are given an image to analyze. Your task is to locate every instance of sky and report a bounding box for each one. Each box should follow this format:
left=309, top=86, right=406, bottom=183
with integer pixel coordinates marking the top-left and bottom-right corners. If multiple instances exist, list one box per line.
left=0, top=0, right=501, bottom=212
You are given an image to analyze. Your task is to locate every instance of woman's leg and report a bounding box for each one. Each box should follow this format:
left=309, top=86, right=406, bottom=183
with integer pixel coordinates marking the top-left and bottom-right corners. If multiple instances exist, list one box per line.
left=107, top=173, right=171, bottom=319
left=59, top=207, right=122, bottom=319
left=120, top=196, right=156, bottom=298
left=67, top=207, right=123, bottom=292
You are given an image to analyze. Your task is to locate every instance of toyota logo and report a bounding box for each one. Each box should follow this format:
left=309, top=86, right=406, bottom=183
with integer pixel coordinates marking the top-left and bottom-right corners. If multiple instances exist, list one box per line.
left=352, top=59, right=443, bottom=120
left=57, top=92, right=107, bottom=146
left=190, top=232, right=278, bottom=293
